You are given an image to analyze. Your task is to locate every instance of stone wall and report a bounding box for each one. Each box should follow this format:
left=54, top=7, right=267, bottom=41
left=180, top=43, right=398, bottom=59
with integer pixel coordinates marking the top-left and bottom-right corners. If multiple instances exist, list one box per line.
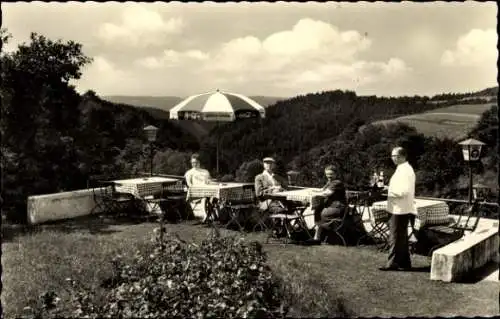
left=27, top=188, right=105, bottom=225
left=430, top=217, right=498, bottom=282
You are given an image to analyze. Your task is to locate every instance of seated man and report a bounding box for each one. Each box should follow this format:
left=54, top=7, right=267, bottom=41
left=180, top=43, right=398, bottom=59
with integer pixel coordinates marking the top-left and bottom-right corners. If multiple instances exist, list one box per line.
left=254, top=157, right=288, bottom=213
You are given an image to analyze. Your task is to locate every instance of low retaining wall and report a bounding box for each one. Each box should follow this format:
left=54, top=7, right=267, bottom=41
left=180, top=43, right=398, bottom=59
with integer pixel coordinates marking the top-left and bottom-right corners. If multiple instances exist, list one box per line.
left=430, top=217, right=499, bottom=282
left=27, top=188, right=105, bottom=225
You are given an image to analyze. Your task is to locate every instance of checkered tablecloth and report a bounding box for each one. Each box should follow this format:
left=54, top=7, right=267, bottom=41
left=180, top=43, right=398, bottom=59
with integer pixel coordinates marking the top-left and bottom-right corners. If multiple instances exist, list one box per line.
left=187, top=183, right=254, bottom=202
left=273, top=188, right=323, bottom=207
left=371, top=199, right=450, bottom=225
left=113, top=176, right=181, bottom=198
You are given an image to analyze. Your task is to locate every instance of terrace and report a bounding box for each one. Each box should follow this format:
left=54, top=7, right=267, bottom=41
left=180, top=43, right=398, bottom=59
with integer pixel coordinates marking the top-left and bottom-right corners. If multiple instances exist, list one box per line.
left=2, top=135, right=498, bottom=318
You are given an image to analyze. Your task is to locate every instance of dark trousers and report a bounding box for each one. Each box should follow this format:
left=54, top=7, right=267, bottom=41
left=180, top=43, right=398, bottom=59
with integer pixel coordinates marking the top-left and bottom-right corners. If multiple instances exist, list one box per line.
left=387, top=213, right=412, bottom=268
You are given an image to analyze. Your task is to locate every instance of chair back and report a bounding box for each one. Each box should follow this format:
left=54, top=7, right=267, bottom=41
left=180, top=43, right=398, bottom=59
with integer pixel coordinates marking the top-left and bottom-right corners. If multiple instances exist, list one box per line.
left=162, top=178, right=187, bottom=197
left=228, top=184, right=257, bottom=206
left=453, top=200, right=481, bottom=233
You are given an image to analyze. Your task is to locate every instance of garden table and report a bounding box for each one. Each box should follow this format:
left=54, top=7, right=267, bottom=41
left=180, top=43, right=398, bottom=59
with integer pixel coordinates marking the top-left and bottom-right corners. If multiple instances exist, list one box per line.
left=187, top=182, right=255, bottom=202
left=359, top=199, right=451, bottom=251
left=272, top=188, right=323, bottom=208
left=371, top=199, right=450, bottom=227
left=113, top=176, right=182, bottom=198
left=112, top=177, right=183, bottom=215
left=187, top=182, right=256, bottom=223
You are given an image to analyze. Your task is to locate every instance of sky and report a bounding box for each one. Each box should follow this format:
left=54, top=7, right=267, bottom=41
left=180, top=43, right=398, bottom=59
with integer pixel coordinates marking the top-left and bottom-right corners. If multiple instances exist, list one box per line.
left=3, top=1, right=498, bottom=98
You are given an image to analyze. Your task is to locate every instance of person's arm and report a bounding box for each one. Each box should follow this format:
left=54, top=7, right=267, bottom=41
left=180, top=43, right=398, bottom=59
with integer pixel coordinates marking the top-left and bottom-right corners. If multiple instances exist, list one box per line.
left=321, top=180, right=344, bottom=197
left=275, top=174, right=288, bottom=191
left=204, top=169, right=214, bottom=184
left=388, top=167, right=413, bottom=198
left=184, top=170, right=193, bottom=188
left=255, top=175, right=265, bottom=198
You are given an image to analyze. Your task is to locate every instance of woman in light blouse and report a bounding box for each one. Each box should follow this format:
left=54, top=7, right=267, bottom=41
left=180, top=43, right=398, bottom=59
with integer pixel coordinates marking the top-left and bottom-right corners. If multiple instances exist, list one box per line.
left=184, top=153, right=213, bottom=222
left=184, top=153, right=212, bottom=187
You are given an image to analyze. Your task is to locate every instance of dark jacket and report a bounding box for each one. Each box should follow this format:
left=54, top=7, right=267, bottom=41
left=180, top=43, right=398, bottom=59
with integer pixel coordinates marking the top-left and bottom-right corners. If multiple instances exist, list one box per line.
left=323, top=179, right=347, bottom=208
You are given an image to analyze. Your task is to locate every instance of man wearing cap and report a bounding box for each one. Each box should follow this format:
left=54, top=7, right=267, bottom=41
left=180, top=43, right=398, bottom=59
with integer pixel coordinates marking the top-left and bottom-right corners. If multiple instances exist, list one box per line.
left=254, top=157, right=288, bottom=213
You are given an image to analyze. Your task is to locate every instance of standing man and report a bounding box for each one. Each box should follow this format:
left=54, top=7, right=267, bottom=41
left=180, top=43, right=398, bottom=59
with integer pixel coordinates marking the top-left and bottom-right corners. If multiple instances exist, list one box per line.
left=379, top=146, right=417, bottom=271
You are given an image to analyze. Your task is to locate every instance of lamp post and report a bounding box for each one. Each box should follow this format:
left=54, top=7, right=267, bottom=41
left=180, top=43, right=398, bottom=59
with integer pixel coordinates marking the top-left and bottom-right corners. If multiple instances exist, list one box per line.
left=144, top=125, right=159, bottom=176
left=458, top=138, right=485, bottom=204
left=287, top=170, right=300, bottom=186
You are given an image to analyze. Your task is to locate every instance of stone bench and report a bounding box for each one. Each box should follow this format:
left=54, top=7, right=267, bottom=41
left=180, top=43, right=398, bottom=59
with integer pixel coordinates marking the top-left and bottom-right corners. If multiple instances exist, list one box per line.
left=430, top=216, right=499, bottom=282
left=27, top=188, right=106, bottom=225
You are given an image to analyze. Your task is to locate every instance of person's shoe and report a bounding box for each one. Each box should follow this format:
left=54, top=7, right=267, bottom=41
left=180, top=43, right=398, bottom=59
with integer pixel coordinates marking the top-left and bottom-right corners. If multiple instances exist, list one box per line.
left=306, top=238, right=321, bottom=245
left=378, top=265, right=401, bottom=271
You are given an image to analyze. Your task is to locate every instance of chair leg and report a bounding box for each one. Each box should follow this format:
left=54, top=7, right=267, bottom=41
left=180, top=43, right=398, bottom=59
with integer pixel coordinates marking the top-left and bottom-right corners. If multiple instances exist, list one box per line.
left=253, top=212, right=269, bottom=232
left=225, top=208, right=244, bottom=231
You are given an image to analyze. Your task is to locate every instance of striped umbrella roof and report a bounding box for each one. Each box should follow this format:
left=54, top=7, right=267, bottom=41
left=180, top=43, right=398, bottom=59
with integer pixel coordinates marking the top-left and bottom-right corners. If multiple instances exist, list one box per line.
left=169, top=90, right=266, bottom=122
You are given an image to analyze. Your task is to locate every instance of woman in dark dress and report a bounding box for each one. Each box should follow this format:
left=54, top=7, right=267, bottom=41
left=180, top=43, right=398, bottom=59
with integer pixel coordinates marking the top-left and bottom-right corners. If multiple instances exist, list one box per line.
left=312, top=165, right=347, bottom=241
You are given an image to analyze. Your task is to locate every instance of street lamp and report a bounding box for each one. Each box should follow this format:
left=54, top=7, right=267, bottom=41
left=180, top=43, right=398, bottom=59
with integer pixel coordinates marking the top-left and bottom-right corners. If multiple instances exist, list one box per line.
left=287, top=170, right=300, bottom=186
left=144, top=125, right=159, bottom=176
left=458, top=138, right=485, bottom=204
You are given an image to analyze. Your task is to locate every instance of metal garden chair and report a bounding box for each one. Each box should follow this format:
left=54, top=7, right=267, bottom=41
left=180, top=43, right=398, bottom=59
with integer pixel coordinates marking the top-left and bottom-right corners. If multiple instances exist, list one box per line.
left=224, top=184, right=257, bottom=231
left=414, top=200, right=482, bottom=257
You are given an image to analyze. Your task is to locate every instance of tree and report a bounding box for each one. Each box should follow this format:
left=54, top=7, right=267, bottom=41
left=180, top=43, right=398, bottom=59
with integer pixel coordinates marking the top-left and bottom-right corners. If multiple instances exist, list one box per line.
left=1, top=30, right=92, bottom=217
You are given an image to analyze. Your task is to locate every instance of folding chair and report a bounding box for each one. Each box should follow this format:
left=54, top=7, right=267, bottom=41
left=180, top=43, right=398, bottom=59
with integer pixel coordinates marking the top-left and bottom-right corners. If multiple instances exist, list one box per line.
left=93, top=181, right=139, bottom=217
left=160, top=179, right=188, bottom=222
left=266, top=201, right=312, bottom=244
left=252, top=195, right=275, bottom=232
left=204, top=197, right=220, bottom=225
left=320, top=205, right=352, bottom=246
left=415, top=200, right=481, bottom=257
left=224, top=184, right=257, bottom=231
left=357, top=208, right=391, bottom=251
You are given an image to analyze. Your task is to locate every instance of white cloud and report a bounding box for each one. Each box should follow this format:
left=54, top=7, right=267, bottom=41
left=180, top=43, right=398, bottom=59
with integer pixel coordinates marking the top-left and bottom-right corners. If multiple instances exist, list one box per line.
left=97, top=4, right=184, bottom=47
left=135, top=49, right=209, bottom=69
left=95, top=18, right=412, bottom=96
left=440, top=28, right=497, bottom=67
left=75, top=56, right=128, bottom=95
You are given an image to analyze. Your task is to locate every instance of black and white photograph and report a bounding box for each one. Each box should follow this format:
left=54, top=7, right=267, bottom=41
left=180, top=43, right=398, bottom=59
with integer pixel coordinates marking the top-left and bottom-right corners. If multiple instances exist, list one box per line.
left=1, top=1, right=498, bottom=318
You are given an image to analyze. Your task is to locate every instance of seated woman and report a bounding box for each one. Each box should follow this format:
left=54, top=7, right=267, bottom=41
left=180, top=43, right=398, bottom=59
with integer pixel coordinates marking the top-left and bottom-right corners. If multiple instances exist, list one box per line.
left=185, top=153, right=211, bottom=187
left=184, top=153, right=214, bottom=222
left=311, top=165, right=347, bottom=241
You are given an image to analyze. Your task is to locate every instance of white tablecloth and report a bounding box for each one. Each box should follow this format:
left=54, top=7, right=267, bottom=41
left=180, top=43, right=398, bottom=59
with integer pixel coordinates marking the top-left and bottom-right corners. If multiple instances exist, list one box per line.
left=273, top=188, right=323, bottom=207
left=113, top=176, right=181, bottom=198
left=371, top=199, right=450, bottom=226
left=187, top=183, right=254, bottom=202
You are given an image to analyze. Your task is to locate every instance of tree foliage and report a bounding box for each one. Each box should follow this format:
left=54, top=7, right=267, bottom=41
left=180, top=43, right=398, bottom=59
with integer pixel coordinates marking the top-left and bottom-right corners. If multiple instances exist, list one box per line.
left=1, top=31, right=198, bottom=221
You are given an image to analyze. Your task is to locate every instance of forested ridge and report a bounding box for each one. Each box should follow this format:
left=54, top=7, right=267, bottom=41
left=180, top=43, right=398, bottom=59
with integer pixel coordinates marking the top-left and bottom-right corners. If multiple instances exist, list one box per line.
left=1, top=30, right=497, bottom=222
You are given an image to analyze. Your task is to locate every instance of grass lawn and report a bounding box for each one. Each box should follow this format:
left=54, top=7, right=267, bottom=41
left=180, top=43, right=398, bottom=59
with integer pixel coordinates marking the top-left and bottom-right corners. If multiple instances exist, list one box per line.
left=2, top=217, right=498, bottom=318
left=370, top=102, right=495, bottom=140
left=425, top=103, right=494, bottom=115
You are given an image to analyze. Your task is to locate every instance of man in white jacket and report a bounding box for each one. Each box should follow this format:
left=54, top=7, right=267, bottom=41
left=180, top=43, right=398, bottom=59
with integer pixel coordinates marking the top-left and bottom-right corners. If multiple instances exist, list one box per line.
left=379, top=146, right=417, bottom=271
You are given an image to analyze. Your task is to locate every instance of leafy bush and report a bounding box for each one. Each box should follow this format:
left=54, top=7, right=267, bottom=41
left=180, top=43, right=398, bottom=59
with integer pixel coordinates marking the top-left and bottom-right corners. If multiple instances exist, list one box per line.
left=23, top=229, right=287, bottom=318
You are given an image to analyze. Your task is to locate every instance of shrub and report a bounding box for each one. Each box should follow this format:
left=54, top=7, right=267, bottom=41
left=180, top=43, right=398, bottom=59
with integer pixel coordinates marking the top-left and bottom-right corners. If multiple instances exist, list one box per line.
left=23, top=228, right=287, bottom=318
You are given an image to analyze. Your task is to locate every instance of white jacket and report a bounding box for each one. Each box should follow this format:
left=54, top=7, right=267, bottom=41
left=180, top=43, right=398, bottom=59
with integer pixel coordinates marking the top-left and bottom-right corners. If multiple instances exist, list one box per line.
left=387, top=161, right=417, bottom=215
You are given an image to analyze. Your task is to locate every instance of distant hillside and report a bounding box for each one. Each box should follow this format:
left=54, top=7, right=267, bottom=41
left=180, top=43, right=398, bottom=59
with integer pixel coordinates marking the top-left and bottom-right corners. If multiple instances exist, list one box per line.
left=103, top=96, right=182, bottom=111
left=102, top=95, right=284, bottom=112
left=102, top=95, right=284, bottom=142
left=368, top=103, right=495, bottom=140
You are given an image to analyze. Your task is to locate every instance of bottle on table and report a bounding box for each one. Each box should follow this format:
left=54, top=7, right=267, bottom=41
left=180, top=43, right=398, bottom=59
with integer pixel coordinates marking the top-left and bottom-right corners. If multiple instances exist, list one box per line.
left=371, top=171, right=379, bottom=188
left=377, top=171, right=385, bottom=188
